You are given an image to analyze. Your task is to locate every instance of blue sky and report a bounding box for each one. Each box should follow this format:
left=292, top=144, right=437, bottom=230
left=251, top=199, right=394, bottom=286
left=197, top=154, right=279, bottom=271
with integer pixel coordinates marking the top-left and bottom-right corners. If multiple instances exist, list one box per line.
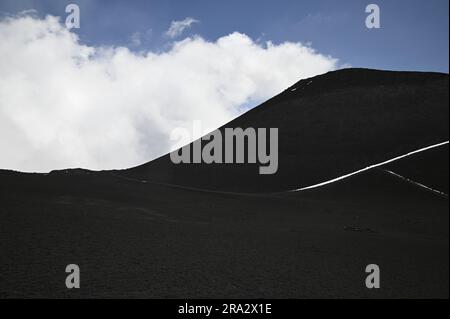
left=1, top=0, right=448, bottom=73
left=0, top=1, right=448, bottom=172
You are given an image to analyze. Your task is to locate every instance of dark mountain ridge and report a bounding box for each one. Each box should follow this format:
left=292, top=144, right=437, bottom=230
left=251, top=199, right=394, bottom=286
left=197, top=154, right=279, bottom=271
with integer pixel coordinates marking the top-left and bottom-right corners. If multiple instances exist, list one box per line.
left=0, top=68, right=448, bottom=298
left=121, top=68, right=449, bottom=193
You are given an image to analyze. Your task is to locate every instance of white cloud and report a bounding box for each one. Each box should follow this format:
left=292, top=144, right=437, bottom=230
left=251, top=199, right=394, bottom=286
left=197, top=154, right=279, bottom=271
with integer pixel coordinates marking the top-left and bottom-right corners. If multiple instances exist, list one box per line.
left=165, top=17, right=199, bottom=38
left=0, top=13, right=339, bottom=172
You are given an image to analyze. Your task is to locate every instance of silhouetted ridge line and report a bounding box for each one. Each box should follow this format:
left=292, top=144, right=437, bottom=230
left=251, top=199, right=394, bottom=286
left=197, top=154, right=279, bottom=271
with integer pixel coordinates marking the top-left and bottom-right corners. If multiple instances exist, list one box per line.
left=117, top=68, right=448, bottom=193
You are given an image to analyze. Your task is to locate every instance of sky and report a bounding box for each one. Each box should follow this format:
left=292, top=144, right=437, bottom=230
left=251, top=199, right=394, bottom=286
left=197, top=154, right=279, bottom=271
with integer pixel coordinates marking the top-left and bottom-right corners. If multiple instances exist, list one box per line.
left=0, top=0, right=448, bottom=172
left=2, top=0, right=448, bottom=72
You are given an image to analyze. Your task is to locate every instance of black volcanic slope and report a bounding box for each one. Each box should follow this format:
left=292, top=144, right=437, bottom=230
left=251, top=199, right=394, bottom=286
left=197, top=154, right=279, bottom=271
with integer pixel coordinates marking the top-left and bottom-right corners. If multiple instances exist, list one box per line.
left=121, top=68, right=449, bottom=193
left=0, top=68, right=448, bottom=298
left=384, top=143, right=449, bottom=194
left=0, top=150, right=448, bottom=298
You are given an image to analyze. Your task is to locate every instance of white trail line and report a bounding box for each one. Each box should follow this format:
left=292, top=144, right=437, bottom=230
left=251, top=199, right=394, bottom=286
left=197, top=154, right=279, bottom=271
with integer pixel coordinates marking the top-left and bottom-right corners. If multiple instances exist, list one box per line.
left=291, top=141, right=449, bottom=192
left=383, top=169, right=447, bottom=197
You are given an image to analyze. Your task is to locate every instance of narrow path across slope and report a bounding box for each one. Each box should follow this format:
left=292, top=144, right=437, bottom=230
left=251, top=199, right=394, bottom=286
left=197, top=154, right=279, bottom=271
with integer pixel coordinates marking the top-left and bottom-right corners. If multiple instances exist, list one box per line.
left=291, top=141, right=449, bottom=192
left=111, top=141, right=449, bottom=196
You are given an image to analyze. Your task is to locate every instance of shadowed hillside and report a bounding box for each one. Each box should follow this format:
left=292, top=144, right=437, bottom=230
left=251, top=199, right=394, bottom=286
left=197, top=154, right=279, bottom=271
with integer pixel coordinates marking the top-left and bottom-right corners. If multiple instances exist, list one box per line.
left=122, top=68, right=449, bottom=193
left=0, top=68, right=448, bottom=299
left=0, top=146, right=448, bottom=298
left=384, top=144, right=449, bottom=194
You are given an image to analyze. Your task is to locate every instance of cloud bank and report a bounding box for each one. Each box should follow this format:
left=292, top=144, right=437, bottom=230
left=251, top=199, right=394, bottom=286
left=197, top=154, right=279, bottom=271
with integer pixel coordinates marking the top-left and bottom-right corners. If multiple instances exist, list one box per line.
left=0, top=14, right=338, bottom=172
